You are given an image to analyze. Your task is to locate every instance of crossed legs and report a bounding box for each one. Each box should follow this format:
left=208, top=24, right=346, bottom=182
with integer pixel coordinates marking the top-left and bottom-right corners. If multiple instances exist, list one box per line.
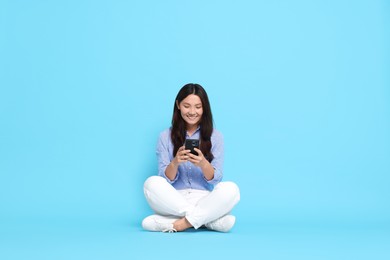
left=143, top=176, right=240, bottom=231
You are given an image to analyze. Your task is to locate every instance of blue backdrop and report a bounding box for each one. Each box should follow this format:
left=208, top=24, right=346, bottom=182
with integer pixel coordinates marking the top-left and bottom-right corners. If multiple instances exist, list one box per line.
left=1, top=1, right=389, bottom=259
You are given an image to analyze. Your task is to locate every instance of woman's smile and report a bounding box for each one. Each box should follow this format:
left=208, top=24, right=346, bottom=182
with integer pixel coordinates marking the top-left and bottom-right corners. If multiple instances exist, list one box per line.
left=186, top=114, right=198, bottom=120
left=178, top=94, right=204, bottom=128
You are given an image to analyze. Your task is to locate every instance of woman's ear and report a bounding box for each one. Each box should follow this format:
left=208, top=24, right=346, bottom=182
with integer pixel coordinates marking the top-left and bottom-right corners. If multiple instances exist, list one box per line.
left=176, top=100, right=180, bottom=110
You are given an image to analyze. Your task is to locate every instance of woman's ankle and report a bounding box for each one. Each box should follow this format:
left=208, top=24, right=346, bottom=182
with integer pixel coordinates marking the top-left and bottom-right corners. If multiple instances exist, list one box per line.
left=173, top=217, right=193, bottom=231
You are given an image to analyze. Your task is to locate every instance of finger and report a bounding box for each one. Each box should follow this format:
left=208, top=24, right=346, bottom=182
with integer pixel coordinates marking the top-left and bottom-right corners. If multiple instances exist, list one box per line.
left=177, top=147, right=190, bottom=158
left=180, top=154, right=189, bottom=160
left=188, top=153, right=198, bottom=159
left=180, top=150, right=190, bottom=156
left=193, top=147, right=202, bottom=155
left=188, top=157, right=200, bottom=165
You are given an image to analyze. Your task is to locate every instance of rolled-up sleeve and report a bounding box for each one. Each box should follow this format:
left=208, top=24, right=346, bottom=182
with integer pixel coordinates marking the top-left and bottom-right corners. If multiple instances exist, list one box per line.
left=156, top=130, right=178, bottom=183
left=205, top=130, right=224, bottom=185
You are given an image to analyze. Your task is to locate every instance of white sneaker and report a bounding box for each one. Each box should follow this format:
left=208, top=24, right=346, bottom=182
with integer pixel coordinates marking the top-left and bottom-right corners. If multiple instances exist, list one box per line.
left=142, top=215, right=179, bottom=233
left=205, top=215, right=236, bottom=232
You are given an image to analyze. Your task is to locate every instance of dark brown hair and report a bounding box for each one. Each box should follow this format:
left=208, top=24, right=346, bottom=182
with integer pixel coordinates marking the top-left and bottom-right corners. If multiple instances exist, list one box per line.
left=171, top=83, right=214, bottom=162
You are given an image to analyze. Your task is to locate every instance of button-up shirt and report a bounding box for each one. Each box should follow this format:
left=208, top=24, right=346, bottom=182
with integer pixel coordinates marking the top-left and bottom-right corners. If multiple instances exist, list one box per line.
left=156, top=127, right=224, bottom=191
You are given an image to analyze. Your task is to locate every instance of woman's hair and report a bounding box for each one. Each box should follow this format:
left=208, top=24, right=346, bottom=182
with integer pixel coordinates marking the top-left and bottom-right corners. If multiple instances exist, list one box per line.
left=171, top=83, right=214, bottom=162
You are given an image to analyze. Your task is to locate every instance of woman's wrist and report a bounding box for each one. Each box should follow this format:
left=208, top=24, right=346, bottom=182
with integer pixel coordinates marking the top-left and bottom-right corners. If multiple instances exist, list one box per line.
left=165, top=159, right=179, bottom=181
left=170, top=160, right=177, bottom=169
left=199, top=158, right=209, bottom=170
left=171, top=157, right=180, bottom=168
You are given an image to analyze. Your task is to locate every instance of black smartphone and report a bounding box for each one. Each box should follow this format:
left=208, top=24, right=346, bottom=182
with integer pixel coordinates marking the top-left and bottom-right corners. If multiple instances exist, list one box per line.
left=185, top=139, right=200, bottom=156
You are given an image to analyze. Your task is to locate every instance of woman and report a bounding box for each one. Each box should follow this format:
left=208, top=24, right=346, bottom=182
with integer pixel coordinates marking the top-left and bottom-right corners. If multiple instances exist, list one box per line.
left=142, top=83, right=240, bottom=232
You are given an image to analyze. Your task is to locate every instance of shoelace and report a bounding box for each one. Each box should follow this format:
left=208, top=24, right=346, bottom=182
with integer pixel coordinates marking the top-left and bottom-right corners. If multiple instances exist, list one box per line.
left=162, top=228, right=177, bottom=233
left=207, top=218, right=222, bottom=229
left=153, top=218, right=177, bottom=233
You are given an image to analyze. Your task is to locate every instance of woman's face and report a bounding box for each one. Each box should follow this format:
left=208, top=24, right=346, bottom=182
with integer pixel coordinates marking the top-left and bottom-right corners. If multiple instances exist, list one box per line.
left=177, top=94, right=203, bottom=129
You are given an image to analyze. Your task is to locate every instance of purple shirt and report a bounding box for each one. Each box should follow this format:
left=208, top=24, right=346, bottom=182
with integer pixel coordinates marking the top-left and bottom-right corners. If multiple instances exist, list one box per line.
left=156, top=127, right=224, bottom=191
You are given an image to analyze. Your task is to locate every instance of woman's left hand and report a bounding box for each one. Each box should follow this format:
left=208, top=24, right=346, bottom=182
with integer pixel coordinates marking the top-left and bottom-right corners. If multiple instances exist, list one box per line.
left=188, top=148, right=215, bottom=181
left=187, top=148, right=207, bottom=168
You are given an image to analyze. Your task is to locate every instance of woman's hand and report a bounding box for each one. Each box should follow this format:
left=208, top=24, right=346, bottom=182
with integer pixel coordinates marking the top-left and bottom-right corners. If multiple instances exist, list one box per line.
left=188, top=148, right=214, bottom=180
left=187, top=148, right=207, bottom=168
left=173, top=146, right=191, bottom=166
left=165, top=146, right=190, bottom=181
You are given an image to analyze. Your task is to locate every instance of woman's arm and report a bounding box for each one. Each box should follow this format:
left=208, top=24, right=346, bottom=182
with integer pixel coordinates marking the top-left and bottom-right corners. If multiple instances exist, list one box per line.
left=188, top=148, right=215, bottom=181
left=165, top=146, right=190, bottom=181
left=199, top=157, right=215, bottom=181
left=187, top=130, right=224, bottom=182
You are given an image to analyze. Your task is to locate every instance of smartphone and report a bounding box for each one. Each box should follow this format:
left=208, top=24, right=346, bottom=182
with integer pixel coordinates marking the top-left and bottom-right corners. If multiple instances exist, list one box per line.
left=185, top=139, right=200, bottom=156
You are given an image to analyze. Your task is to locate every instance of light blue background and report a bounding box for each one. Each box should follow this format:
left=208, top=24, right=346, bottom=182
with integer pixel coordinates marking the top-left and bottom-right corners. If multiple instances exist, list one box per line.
left=1, top=0, right=389, bottom=259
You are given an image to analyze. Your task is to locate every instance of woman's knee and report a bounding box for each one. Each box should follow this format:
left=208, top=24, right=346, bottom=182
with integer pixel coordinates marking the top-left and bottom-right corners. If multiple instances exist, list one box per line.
left=215, top=181, right=240, bottom=200
left=144, top=175, right=166, bottom=191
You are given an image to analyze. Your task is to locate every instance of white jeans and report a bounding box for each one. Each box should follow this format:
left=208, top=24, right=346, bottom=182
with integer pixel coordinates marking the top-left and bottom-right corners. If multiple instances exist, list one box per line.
left=143, top=176, right=240, bottom=229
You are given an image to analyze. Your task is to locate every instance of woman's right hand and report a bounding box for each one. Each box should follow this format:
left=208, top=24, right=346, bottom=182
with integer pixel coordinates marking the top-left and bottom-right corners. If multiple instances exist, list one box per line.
left=165, top=146, right=190, bottom=181
left=173, top=146, right=191, bottom=166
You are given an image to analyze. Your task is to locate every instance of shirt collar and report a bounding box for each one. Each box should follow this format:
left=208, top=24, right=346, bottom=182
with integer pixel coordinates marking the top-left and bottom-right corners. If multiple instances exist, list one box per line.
left=186, top=125, right=201, bottom=138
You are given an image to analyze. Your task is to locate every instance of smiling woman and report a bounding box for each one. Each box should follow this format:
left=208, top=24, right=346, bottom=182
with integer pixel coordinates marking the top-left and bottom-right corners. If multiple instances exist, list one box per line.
left=176, top=94, right=203, bottom=135
left=141, top=83, right=241, bottom=233
left=171, top=84, right=213, bottom=163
